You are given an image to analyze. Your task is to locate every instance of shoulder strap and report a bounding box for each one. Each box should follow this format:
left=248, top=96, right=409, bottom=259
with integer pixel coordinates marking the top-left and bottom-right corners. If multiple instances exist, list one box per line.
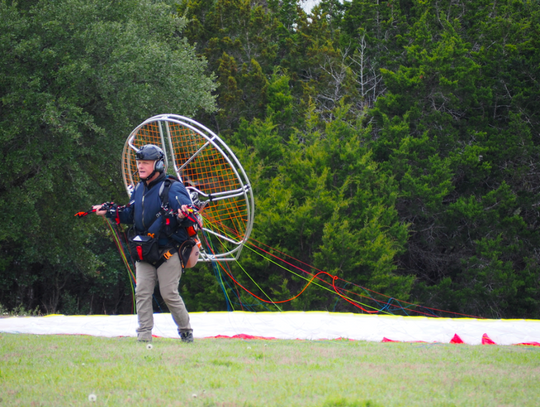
left=158, top=177, right=177, bottom=208
left=136, top=178, right=175, bottom=234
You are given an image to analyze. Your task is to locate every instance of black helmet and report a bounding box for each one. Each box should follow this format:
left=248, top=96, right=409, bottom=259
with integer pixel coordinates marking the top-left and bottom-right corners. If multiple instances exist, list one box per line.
left=136, top=144, right=164, bottom=161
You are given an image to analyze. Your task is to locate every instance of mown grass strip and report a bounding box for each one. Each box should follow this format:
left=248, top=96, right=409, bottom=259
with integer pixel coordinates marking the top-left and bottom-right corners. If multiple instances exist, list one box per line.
left=1, top=333, right=539, bottom=406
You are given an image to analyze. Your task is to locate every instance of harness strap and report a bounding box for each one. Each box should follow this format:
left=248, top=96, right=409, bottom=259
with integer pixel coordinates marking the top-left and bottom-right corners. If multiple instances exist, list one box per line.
left=131, top=176, right=195, bottom=267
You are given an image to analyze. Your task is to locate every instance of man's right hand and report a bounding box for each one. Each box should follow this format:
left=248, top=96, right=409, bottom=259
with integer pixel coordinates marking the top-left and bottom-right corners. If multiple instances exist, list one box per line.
left=93, top=205, right=107, bottom=216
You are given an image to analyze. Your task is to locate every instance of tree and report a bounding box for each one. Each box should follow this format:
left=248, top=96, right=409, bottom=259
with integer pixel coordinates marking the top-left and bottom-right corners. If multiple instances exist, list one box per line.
left=227, top=90, right=411, bottom=312
left=178, top=0, right=279, bottom=133
left=370, top=2, right=540, bottom=318
left=0, top=0, right=216, bottom=313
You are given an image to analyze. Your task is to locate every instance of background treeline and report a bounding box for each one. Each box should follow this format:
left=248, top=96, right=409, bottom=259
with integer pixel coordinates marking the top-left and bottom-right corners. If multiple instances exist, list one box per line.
left=1, top=0, right=539, bottom=319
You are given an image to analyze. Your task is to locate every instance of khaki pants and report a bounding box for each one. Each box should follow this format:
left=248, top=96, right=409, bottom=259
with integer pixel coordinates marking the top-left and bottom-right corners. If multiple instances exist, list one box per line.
left=135, top=252, right=191, bottom=340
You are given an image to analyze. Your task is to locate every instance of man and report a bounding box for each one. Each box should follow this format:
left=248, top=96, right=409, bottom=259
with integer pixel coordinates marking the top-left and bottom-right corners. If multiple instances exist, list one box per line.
left=94, top=144, right=195, bottom=343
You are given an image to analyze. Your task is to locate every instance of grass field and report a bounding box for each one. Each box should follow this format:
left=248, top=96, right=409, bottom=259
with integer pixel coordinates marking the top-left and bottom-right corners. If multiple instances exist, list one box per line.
left=1, top=333, right=539, bottom=406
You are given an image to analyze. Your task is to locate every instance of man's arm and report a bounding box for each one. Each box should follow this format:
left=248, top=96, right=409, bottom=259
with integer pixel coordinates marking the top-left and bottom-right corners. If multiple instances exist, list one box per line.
left=170, top=182, right=196, bottom=225
left=93, top=186, right=137, bottom=224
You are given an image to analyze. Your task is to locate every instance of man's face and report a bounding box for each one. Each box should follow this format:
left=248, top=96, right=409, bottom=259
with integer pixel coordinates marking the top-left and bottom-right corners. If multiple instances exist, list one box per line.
left=137, top=160, right=155, bottom=179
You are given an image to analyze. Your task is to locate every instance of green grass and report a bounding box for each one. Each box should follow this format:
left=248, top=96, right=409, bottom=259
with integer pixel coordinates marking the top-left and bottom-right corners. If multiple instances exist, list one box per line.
left=1, top=333, right=539, bottom=406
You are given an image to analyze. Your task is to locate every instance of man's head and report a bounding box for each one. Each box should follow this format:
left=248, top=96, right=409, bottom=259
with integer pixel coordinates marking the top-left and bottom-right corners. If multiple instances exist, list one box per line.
left=136, top=144, right=165, bottom=182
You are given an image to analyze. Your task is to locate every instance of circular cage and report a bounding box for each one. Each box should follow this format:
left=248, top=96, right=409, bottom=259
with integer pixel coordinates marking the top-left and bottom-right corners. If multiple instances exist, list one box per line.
left=122, top=114, right=254, bottom=262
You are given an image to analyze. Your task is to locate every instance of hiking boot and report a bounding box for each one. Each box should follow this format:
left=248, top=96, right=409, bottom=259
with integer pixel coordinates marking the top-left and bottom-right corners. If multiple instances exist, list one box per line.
left=180, top=331, right=194, bottom=343
left=137, top=333, right=153, bottom=343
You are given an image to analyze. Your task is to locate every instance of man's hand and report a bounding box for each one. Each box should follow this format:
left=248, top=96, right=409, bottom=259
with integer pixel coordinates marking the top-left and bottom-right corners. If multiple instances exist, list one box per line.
left=93, top=204, right=107, bottom=216
left=177, top=205, right=193, bottom=219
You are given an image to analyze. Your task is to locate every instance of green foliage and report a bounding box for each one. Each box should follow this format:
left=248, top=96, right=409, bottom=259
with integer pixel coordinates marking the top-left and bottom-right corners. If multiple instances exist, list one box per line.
left=178, top=0, right=279, bottom=132
left=180, top=0, right=373, bottom=133
left=2, top=0, right=540, bottom=318
left=0, top=0, right=216, bottom=313
left=227, top=96, right=410, bottom=311
left=369, top=0, right=540, bottom=317
left=0, top=302, right=40, bottom=316
left=181, top=263, right=232, bottom=311
left=187, top=0, right=540, bottom=318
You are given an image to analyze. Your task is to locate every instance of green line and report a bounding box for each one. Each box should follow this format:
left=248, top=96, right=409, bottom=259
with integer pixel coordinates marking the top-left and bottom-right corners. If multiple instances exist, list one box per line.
left=244, top=242, right=391, bottom=315
left=204, top=221, right=282, bottom=310
left=233, top=257, right=283, bottom=312
left=206, top=218, right=390, bottom=314
left=106, top=219, right=136, bottom=314
left=215, top=261, right=235, bottom=311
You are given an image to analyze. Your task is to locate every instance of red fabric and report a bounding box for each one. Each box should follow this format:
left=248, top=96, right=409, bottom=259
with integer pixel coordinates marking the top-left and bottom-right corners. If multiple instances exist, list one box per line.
left=206, top=334, right=278, bottom=340
left=515, top=342, right=540, bottom=347
left=381, top=337, right=400, bottom=342
left=450, top=334, right=464, bottom=344
left=482, top=333, right=496, bottom=345
left=381, top=337, right=431, bottom=343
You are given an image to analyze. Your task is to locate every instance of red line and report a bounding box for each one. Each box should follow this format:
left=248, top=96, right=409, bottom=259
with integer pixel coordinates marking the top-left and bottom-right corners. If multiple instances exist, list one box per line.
left=202, top=219, right=483, bottom=318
